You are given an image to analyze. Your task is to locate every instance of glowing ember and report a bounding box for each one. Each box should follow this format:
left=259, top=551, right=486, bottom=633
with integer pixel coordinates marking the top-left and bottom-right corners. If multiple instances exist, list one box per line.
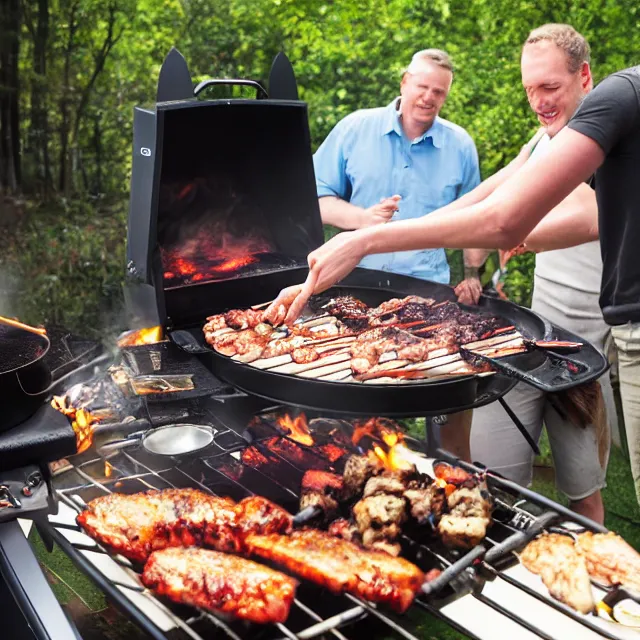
left=161, top=231, right=272, bottom=285
left=104, top=461, right=113, bottom=478
left=51, top=396, right=101, bottom=453
left=276, top=414, right=314, bottom=446
left=117, top=326, right=164, bottom=347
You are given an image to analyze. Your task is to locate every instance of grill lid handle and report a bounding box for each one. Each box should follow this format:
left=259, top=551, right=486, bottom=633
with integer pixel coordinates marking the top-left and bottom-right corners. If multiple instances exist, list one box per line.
left=194, top=78, right=268, bottom=100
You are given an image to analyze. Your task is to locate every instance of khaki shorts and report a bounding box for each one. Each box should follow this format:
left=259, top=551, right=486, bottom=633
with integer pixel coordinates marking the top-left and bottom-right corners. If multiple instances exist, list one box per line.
left=470, top=275, right=616, bottom=501
left=610, top=322, right=640, bottom=504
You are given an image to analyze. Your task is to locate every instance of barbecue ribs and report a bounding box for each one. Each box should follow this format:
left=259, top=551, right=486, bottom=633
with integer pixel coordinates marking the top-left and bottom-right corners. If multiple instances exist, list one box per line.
left=76, top=489, right=292, bottom=563
left=244, top=529, right=425, bottom=613
left=142, top=547, right=297, bottom=624
left=519, top=533, right=595, bottom=614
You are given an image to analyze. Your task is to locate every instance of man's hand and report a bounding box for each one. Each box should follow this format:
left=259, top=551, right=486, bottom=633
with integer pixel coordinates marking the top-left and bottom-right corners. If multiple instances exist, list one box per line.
left=361, top=195, right=401, bottom=228
left=265, top=231, right=367, bottom=325
left=455, top=277, right=483, bottom=305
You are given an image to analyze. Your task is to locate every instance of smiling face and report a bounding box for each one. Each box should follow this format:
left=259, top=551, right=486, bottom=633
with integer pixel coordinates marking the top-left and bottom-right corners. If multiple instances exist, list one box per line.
left=521, top=40, right=592, bottom=138
left=399, top=60, right=452, bottom=136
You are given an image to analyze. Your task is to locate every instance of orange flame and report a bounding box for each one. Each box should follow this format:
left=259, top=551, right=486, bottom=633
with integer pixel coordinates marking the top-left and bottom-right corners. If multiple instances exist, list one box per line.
left=51, top=396, right=101, bottom=453
left=117, top=326, right=163, bottom=347
left=104, top=461, right=113, bottom=478
left=352, top=418, right=421, bottom=472
left=276, top=413, right=314, bottom=446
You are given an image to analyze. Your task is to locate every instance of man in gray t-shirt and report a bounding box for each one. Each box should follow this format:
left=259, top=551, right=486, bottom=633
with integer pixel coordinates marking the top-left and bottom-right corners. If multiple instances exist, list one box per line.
left=458, top=24, right=617, bottom=524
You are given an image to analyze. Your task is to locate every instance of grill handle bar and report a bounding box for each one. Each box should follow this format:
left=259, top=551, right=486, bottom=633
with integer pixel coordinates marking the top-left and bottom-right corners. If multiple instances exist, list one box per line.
left=421, top=545, right=485, bottom=597
left=194, top=78, right=268, bottom=99
left=435, top=449, right=608, bottom=533
left=483, top=510, right=559, bottom=565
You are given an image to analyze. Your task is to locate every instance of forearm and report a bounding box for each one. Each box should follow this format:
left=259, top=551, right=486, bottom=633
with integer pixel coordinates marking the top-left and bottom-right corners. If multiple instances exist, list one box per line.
left=319, top=196, right=365, bottom=230
left=463, top=248, right=491, bottom=270
left=523, top=189, right=599, bottom=252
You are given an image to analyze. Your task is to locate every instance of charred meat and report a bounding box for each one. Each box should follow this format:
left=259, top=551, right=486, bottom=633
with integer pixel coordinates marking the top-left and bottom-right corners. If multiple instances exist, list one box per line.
left=520, top=533, right=595, bottom=614
left=76, top=489, right=292, bottom=563
left=244, top=529, right=425, bottom=613
left=142, top=547, right=297, bottom=624
left=300, top=470, right=344, bottom=522
left=350, top=327, right=430, bottom=374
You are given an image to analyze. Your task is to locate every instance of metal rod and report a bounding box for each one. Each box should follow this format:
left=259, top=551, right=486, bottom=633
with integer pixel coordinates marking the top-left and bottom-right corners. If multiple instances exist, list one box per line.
left=498, top=396, right=541, bottom=455
left=293, top=606, right=365, bottom=640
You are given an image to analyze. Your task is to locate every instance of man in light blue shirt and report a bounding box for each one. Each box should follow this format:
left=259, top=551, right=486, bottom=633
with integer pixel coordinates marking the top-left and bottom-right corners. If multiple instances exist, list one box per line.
left=314, top=48, right=481, bottom=287
left=312, top=49, right=481, bottom=461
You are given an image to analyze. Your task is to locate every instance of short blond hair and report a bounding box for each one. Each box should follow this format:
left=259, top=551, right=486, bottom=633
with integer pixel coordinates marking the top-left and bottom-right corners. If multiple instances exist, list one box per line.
left=525, top=24, right=590, bottom=73
left=406, top=49, right=453, bottom=74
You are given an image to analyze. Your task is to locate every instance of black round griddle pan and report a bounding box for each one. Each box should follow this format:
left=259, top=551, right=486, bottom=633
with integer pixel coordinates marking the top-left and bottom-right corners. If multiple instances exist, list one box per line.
left=0, top=321, right=52, bottom=432
left=170, top=268, right=606, bottom=416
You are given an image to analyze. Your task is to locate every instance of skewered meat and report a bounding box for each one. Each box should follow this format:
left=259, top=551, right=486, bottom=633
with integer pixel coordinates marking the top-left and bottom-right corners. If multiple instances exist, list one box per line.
left=363, top=475, right=406, bottom=497
left=437, top=480, right=492, bottom=548
left=520, top=533, right=595, bottom=614
left=300, top=470, right=344, bottom=522
left=244, top=529, right=425, bottom=613
left=404, top=484, right=446, bottom=525
left=76, top=489, right=292, bottom=563
left=142, top=547, right=297, bottom=624
left=350, top=327, right=430, bottom=374
left=438, top=515, right=491, bottom=550
left=576, top=531, right=640, bottom=592
left=342, top=453, right=384, bottom=500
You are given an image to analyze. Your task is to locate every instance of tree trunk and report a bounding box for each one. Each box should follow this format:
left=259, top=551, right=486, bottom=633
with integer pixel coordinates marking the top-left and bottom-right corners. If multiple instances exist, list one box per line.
left=0, top=0, right=21, bottom=193
left=59, top=0, right=79, bottom=196
left=31, top=0, right=51, bottom=197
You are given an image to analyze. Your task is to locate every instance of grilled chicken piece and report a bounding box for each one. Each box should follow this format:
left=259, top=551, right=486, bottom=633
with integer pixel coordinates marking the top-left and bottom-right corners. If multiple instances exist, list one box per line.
left=245, top=529, right=424, bottom=613
left=77, top=489, right=292, bottom=563
left=224, top=308, right=266, bottom=330
left=142, top=547, right=297, bottom=624
left=576, top=532, right=640, bottom=592
left=350, top=327, right=429, bottom=374
left=520, top=533, right=595, bottom=614
left=437, top=482, right=492, bottom=549
left=328, top=518, right=360, bottom=543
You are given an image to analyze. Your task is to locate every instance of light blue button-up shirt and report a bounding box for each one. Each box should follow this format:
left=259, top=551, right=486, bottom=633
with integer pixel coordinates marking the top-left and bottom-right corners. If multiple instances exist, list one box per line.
left=314, top=99, right=481, bottom=284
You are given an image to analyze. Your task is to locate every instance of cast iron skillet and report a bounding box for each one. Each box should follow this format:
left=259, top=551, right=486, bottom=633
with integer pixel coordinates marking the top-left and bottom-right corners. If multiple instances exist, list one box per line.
left=169, top=269, right=606, bottom=416
left=0, top=320, right=52, bottom=433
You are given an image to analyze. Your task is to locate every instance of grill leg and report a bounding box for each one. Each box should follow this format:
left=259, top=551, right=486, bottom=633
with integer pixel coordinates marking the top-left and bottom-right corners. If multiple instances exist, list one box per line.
left=498, top=396, right=541, bottom=455
left=425, top=416, right=443, bottom=457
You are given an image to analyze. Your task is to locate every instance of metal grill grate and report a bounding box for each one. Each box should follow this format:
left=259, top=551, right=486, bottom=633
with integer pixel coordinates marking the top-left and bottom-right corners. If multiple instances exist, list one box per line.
left=40, top=410, right=630, bottom=640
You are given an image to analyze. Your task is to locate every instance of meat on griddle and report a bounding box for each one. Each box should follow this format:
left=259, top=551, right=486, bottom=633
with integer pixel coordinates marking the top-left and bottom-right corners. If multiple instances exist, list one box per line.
left=244, top=529, right=425, bottom=613
left=350, top=327, right=430, bottom=374
left=520, top=533, right=595, bottom=614
left=76, top=489, right=292, bottom=563
left=576, top=531, right=640, bottom=592
left=142, top=547, right=297, bottom=624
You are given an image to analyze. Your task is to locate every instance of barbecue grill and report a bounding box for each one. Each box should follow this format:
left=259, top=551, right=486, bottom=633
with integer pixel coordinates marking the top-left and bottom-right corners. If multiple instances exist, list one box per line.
left=0, top=49, right=630, bottom=640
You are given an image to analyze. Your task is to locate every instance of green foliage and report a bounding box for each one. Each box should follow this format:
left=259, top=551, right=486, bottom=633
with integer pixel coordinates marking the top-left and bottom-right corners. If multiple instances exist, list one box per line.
left=5, top=0, right=640, bottom=329
left=0, top=198, right=127, bottom=339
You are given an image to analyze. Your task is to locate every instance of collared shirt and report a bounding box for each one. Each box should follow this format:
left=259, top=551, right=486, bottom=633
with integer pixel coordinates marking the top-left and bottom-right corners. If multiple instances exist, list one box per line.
left=313, top=98, right=481, bottom=283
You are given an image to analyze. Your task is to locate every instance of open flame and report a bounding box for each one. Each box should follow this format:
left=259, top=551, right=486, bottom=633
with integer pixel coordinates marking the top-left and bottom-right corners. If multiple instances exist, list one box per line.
left=162, top=231, right=272, bottom=285
left=352, top=417, right=423, bottom=472
left=117, top=326, right=164, bottom=347
left=51, top=396, right=101, bottom=453
left=276, top=413, right=314, bottom=446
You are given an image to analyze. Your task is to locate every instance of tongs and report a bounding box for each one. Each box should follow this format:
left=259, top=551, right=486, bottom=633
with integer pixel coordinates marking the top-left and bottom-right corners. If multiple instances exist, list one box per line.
left=460, top=338, right=589, bottom=393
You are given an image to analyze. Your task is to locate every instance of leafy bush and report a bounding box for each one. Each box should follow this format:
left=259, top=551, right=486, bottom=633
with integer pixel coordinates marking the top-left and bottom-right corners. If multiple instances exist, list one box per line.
left=0, top=198, right=127, bottom=339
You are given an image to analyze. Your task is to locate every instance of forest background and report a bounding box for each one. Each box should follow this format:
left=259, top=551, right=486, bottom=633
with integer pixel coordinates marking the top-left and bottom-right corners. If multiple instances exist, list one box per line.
left=1, top=0, right=639, bottom=338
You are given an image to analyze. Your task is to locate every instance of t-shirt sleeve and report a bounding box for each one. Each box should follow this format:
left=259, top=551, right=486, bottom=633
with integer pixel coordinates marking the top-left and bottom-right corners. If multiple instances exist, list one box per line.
left=568, top=74, right=640, bottom=154
left=313, top=119, right=352, bottom=200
